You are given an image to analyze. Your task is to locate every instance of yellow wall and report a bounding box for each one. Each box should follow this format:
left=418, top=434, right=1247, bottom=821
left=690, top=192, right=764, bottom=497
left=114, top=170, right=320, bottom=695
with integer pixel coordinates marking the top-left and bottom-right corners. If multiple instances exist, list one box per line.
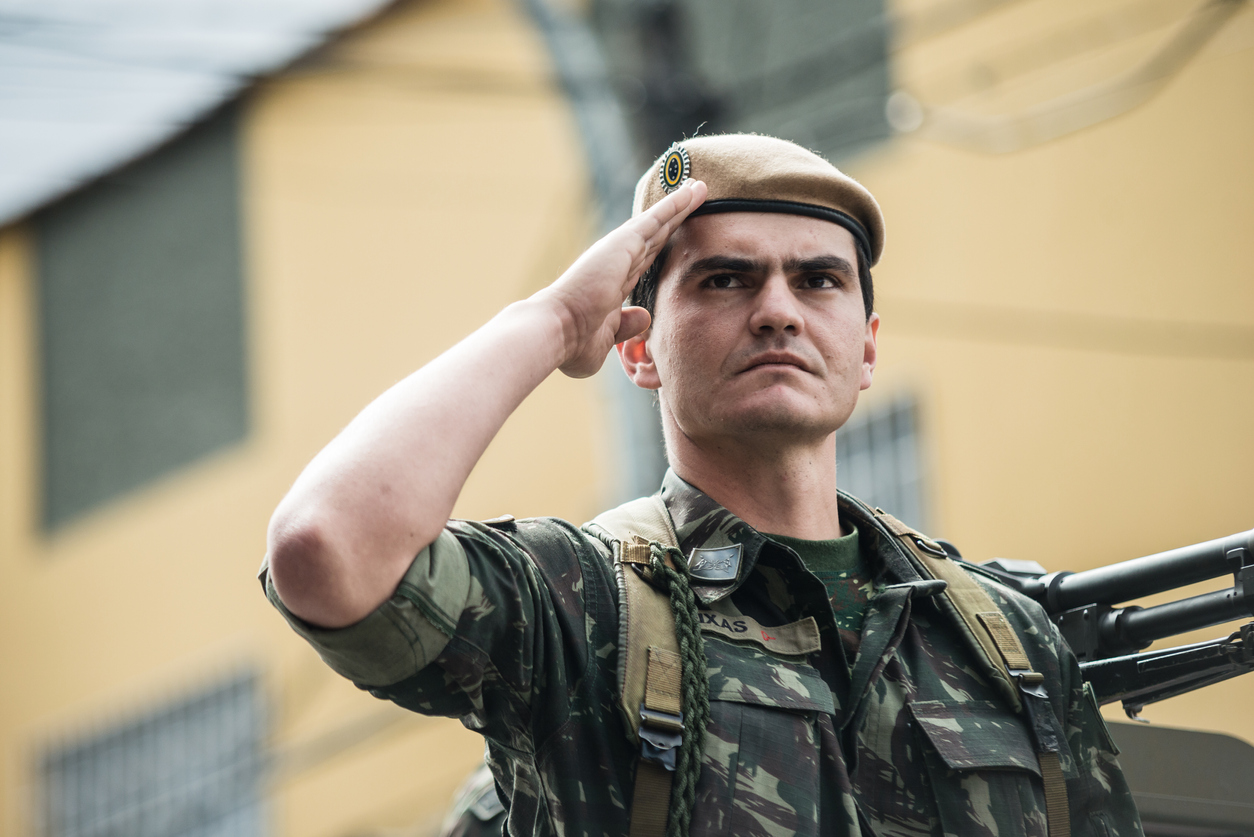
left=850, top=0, right=1254, bottom=741
left=0, top=0, right=607, bottom=834
left=4, top=0, right=1252, bottom=833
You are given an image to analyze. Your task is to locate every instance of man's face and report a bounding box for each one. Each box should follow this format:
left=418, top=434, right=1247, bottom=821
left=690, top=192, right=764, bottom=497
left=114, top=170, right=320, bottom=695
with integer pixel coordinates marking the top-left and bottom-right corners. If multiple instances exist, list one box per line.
left=632, top=212, right=879, bottom=448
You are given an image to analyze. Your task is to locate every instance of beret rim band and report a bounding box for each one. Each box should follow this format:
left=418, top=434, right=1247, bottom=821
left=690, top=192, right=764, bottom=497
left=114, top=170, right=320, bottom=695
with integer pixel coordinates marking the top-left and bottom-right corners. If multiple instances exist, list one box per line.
left=687, top=199, right=874, bottom=264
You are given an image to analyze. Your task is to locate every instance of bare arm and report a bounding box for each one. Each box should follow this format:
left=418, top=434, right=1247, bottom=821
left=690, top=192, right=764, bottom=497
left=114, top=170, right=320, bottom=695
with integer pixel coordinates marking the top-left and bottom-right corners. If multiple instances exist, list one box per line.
left=266, top=181, right=707, bottom=628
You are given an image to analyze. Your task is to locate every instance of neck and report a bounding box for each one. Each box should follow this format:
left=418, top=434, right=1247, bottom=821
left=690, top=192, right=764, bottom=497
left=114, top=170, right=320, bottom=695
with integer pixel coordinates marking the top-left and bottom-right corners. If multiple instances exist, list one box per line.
left=664, top=420, right=844, bottom=540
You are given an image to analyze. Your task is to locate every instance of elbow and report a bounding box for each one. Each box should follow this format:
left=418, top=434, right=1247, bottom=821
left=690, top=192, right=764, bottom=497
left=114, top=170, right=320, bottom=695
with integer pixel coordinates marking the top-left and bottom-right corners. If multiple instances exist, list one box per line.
left=268, top=517, right=327, bottom=583
left=266, top=514, right=352, bottom=626
left=265, top=497, right=440, bottom=628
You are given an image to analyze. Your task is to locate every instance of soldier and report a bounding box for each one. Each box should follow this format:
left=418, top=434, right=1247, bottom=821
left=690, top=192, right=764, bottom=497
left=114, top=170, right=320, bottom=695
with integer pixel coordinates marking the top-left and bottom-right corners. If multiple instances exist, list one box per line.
left=261, top=135, right=1142, bottom=836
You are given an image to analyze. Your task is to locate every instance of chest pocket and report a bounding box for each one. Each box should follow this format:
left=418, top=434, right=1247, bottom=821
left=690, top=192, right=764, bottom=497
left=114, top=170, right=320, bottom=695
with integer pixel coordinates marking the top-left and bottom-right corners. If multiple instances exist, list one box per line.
left=908, top=699, right=1049, bottom=837
left=692, top=636, right=834, bottom=837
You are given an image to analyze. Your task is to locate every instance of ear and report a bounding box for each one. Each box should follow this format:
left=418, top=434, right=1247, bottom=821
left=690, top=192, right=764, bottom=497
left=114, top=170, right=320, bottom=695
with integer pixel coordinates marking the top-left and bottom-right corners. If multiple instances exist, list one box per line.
left=617, top=330, right=661, bottom=390
left=860, top=313, right=880, bottom=391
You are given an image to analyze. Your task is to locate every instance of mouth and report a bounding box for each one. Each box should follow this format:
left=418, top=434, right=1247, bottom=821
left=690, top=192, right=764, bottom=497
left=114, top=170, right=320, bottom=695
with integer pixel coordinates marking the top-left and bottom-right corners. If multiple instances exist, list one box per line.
left=739, top=353, right=811, bottom=374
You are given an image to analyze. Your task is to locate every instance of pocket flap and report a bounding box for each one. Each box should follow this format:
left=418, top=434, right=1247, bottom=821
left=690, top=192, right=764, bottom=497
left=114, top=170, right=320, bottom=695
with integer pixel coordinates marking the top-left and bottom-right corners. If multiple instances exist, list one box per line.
left=704, top=637, right=835, bottom=715
left=909, top=700, right=1040, bottom=774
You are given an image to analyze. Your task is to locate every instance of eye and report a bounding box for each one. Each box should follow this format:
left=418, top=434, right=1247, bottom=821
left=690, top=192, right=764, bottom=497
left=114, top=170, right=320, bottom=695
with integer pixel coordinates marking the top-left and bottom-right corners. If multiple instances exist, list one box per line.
left=704, top=274, right=745, bottom=289
left=802, top=274, right=841, bottom=289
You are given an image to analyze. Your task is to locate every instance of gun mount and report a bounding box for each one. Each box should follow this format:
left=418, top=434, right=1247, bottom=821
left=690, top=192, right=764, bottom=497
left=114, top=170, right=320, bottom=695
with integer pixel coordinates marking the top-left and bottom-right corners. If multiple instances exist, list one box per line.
left=1080, top=623, right=1254, bottom=717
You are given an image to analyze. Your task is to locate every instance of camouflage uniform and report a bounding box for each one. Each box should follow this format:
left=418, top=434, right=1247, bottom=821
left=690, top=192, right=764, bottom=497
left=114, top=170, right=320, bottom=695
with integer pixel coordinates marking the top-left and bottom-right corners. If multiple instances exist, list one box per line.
left=262, top=469, right=1142, bottom=836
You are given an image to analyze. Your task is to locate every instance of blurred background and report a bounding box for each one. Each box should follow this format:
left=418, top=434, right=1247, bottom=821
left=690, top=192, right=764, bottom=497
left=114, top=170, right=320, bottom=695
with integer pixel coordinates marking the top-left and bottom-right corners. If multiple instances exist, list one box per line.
left=0, top=0, right=1251, bottom=835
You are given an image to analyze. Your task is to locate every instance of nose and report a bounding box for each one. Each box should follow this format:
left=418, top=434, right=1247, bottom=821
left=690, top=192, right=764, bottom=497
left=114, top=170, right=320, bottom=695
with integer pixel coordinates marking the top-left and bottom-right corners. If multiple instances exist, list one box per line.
left=748, top=273, right=802, bottom=335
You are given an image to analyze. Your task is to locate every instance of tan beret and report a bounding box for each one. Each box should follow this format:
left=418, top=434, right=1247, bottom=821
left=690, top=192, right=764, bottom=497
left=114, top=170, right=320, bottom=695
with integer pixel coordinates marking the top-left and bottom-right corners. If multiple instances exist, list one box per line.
left=633, top=134, right=885, bottom=265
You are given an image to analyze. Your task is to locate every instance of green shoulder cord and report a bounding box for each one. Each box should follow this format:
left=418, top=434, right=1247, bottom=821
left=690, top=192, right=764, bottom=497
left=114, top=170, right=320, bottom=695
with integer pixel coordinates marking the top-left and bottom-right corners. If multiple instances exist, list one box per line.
left=647, top=542, right=711, bottom=837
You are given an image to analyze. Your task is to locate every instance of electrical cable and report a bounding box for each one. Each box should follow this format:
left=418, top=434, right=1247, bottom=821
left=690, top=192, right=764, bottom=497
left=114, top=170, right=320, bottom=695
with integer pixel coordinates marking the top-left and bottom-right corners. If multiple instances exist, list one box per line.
left=907, top=0, right=1249, bottom=153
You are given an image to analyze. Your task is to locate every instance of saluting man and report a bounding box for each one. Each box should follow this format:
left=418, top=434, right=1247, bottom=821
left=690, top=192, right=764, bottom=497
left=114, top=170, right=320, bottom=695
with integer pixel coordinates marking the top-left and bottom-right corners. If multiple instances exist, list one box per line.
left=262, top=135, right=1143, bottom=836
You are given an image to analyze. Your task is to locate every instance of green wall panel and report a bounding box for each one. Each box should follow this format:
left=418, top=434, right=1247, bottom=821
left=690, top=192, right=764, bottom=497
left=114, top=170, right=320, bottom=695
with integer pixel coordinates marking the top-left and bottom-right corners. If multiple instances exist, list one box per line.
left=35, top=106, right=248, bottom=529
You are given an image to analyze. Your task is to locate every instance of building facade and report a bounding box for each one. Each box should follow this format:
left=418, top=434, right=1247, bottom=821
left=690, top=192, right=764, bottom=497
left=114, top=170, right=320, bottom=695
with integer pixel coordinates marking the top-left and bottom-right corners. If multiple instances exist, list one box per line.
left=1, top=0, right=1251, bottom=835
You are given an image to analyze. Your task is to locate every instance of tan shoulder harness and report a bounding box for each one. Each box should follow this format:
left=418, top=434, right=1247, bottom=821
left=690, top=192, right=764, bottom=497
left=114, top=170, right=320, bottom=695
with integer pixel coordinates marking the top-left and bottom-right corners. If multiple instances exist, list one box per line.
left=589, top=497, right=1071, bottom=837
left=590, top=495, right=686, bottom=837
left=872, top=508, right=1071, bottom=837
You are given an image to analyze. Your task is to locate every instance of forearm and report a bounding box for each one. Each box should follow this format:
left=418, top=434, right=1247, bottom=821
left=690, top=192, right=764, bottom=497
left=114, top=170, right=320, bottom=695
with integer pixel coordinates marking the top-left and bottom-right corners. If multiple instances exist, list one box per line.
left=267, top=295, right=568, bottom=627
left=264, top=179, right=705, bottom=628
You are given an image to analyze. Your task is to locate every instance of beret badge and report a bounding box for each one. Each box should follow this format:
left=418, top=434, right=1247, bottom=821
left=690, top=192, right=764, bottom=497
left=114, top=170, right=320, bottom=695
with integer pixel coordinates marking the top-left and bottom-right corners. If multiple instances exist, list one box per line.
left=658, top=143, right=690, bottom=193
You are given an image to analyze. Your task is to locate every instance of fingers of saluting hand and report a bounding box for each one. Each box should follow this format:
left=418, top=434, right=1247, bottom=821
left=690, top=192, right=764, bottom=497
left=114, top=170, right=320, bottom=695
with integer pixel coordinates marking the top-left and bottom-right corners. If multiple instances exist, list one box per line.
left=621, top=180, right=708, bottom=285
left=545, top=180, right=705, bottom=378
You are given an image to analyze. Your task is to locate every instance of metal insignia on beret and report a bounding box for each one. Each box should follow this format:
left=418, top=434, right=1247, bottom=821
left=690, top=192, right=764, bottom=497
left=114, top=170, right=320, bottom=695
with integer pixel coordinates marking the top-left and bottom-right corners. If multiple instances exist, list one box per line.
left=688, top=544, right=741, bottom=584
left=658, top=143, right=690, bottom=193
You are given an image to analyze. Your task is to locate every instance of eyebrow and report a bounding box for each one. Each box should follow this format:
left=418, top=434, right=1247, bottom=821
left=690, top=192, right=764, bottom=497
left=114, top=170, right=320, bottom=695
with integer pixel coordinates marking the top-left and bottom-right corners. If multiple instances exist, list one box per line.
left=682, top=253, right=856, bottom=280
left=784, top=255, right=857, bottom=278
left=684, top=255, right=763, bottom=277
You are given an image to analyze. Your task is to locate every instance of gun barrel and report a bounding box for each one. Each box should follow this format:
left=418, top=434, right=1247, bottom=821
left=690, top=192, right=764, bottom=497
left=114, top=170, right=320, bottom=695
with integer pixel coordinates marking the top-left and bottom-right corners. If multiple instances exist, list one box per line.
left=1044, top=529, right=1254, bottom=613
left=1106, top=587, right=1254, bottom=649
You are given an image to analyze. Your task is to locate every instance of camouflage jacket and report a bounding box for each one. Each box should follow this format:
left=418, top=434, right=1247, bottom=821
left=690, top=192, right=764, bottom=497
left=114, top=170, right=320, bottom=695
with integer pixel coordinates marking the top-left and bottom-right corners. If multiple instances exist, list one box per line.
left=262, top=470, right=1142, bottom=837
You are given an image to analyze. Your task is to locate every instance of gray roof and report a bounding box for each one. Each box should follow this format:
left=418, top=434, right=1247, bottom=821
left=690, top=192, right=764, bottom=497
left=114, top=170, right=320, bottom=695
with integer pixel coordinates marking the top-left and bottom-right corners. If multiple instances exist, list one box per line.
left=0, top=0, right=390, bottom=225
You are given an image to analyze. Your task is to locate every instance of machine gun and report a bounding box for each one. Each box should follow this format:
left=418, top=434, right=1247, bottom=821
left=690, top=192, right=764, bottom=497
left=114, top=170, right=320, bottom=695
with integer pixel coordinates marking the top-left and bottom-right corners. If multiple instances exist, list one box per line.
left=961, top=529, right=1254, bottom=719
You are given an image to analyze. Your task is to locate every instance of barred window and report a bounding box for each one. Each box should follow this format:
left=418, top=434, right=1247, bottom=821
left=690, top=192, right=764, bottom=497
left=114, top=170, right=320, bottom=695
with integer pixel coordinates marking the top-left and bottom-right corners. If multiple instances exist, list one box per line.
left=837, top=396, right=927, bottom=531
left=38, top=672, right=265, bottom=837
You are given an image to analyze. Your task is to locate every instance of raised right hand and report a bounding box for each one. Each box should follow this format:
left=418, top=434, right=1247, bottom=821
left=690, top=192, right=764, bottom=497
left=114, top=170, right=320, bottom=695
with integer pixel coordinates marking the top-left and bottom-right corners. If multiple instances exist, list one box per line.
left=539, top=179, right=707, bottom=378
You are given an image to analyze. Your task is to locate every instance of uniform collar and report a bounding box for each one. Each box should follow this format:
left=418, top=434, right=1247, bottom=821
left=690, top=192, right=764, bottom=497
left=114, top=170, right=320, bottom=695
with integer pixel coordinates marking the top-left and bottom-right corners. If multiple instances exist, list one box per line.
left=657, top=469, right=924, bottom=604
left=658, top=469, right=767, bottom=604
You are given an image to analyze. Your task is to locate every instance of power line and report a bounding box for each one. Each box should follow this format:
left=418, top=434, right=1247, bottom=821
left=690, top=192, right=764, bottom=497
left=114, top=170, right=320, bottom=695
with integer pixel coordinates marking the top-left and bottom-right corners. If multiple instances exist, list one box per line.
left=898, top=0, right=1249, bottom=153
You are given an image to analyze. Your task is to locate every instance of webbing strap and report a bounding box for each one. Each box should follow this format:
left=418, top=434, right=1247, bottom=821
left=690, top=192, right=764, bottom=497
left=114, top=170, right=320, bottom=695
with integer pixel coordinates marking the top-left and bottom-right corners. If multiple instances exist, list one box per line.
left=977, top=610, right=1032, bottom=671
left=622, top=541, right=652, bottom=566
left=594, top=498, right=684, bottom=837
left=613, top=542, right=681, bottom=739
left=874, top=509, right=1071, bottom=836
left=876, top=510, right=1025, bottom=712
left=645, top=647, right=683, bottom=717
left=595, top=495, right=680, bottom=551
left=621, top=599, right=681, bottom=837
left=1038, top=752, right=1072, bottom=837
left=626, top=646, right=685, bottom=837
left=629, top=762, right=674, bottom=837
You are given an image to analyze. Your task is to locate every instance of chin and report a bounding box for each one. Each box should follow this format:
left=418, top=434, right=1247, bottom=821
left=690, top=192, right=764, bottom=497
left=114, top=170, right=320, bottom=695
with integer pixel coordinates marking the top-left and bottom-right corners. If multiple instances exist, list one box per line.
left=714, top=399, right=840, bottom=440
left=667, top=385, right=854, bottom=444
